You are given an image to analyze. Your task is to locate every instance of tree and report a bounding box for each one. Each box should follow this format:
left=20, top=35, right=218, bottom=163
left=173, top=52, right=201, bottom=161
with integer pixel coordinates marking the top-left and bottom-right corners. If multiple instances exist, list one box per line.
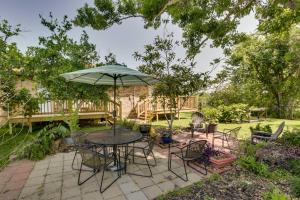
left=0, top=19, right=39, bottom=118
left=26, top=14, right=109, bottom=104
left=134, top=33, right=207, bottom=129
left=228, top=26, right=300, bottom=118
left=73, top=0, right=300, bottom=58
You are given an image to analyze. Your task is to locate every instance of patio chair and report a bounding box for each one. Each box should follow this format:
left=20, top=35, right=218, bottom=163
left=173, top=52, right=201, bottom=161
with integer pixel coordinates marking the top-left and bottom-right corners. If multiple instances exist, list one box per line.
left=212, top=127, right=241, bottom=148
left=126, top=138, right=157, bottom=177
left=68, top=131, right=89, bottom=170
left=190, top=112, right=207, bottom=138
left=251, top=122, right=285, bottom=144
left=77, top=145, right=121, bottom=193
left=168, top=140, right=208, bottom=182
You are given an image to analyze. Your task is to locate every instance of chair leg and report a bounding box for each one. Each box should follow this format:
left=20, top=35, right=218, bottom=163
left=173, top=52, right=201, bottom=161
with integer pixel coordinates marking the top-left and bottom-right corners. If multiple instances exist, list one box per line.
left=127, top=151, right=152, bottom=177
left=99, top=153, right=121, bottom=193
left=168, top=153, right=188, bottom=182
left=71, top=149, right=78, bottom=170
left=77, top=162, right=99, bottom=185
left=132, top=151, right=156, bottom=167
left=187, top=161, right=207, bottom=175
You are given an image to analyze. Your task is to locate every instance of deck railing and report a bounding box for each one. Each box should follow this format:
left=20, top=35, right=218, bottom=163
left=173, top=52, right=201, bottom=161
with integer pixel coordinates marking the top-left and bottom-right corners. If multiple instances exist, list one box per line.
left=137, top=96, right=198, bottom=118
left=12, top=99, right=121, bottom=118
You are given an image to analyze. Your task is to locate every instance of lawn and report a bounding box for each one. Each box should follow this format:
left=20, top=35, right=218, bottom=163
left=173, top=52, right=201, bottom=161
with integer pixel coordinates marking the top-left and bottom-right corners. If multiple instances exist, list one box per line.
left=152, top=112, right=300, bottom=139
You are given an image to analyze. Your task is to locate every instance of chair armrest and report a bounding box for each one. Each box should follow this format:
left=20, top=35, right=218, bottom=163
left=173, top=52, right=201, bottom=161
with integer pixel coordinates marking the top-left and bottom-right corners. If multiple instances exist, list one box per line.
left=252, top=135, right=271, bottom=140
left=252, top=130, right=272, bottom=136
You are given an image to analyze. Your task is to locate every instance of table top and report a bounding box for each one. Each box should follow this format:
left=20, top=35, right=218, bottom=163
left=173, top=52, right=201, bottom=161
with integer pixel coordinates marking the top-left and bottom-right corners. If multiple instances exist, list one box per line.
left=85, top=129, right=143, bottom=145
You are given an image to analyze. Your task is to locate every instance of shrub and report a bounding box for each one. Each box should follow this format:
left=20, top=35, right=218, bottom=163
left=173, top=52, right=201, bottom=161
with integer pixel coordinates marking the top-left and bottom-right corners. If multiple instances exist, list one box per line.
left=279, top=129, right=300, bottom=146
left=263, top=189, right=290, bottom=200
left=290, top=177, right=300, bottom=198
left=202, top=107, right=220, bottom=124
left=238, top=140, right=266, bottom=157
left=237, top=155, right=270, bottom=177
left=17, top=123, right=69, bottom=160
left=217, top=103, right=249, bottom=123
left=250, top=123, right=273, bottom=133
left=289, top=159, right=300, bottom=177
left=118, top=119, right=137, bottom=129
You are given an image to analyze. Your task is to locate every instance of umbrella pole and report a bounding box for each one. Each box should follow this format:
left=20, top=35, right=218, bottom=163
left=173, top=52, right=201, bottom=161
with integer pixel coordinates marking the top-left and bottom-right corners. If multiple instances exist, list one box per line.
left=113, top=76, right=117, bottom=136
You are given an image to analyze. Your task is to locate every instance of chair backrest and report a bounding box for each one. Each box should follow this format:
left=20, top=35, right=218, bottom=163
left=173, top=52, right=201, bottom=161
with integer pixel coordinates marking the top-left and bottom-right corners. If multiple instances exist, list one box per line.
left=270, top=122, right=285, bottom=141
left=191, top=112, right=205, bottom=128
left=78, top=147, right=103, bottom=169
left=144, top=138, right=155, bottom=156
left=229, top=127, right=241, bottom=139
left=185, top=140, right=207, bottom=158
left=71, top=131, right=87, bottom=145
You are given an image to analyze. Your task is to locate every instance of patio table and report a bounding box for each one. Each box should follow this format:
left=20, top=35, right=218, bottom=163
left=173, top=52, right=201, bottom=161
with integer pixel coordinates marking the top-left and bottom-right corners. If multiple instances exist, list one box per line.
left=85, top=129, right=142, bottom=171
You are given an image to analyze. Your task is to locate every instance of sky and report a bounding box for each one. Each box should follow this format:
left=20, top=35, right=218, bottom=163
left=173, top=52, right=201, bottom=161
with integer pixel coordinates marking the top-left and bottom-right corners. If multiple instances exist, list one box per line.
left=0, top=0, right=258, bottom=75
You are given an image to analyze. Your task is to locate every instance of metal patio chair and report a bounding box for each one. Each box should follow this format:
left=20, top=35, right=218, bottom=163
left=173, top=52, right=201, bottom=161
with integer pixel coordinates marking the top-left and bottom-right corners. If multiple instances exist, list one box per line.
left=77, top=145, right=121, bottom=193
left=212, top=127, right=241, bottom=148
left=251, top=122, right=285, bottom=144
left=126, top=138, right=157, bottom=177
left=168, top=140, right=208, bottom=182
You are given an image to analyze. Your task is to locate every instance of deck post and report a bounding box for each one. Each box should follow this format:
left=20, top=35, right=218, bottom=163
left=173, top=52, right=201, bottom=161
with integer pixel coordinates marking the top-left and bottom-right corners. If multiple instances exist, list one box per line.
left=9, top=122, right=12, bottom=134
left=145, top=103, right=147, bottom=122
left=28, top=118, right=32, bottom=133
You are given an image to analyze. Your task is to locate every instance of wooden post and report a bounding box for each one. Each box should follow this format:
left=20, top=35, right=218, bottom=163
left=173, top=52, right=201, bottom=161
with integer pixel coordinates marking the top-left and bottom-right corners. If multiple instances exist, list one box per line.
left=144, top=101, right=147, bottom=122
left=119, top=102, right=122, bottom=120
left=28, top=118, right=32, bottom=133
left=137, top=102, right=140, bottom=118
left=9, top=122, right=12, bottom=134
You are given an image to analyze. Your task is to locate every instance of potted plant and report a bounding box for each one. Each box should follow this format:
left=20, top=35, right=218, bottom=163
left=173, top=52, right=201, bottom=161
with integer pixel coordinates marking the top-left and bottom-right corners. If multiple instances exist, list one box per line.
left=203, top=107, right=220, bottom=133
left=161, top=129, right=173, bottom=144
left=203, top=145, right=236, bottom=169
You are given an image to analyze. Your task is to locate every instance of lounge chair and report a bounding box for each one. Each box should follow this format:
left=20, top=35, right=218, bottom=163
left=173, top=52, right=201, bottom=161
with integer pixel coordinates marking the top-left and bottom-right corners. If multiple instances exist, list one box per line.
left=190, top=112, right=206, bottom=138
left=251, top=122, right=285, bottom=144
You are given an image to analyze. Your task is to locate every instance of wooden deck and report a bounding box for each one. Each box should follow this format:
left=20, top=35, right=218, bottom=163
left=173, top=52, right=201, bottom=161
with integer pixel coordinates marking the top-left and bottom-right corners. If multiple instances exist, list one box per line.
left=136, top=96, right=198, bottom=121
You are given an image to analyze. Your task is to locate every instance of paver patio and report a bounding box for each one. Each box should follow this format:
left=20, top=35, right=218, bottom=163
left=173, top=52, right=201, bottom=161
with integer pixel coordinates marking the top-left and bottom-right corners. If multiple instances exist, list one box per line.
left=0, top=130, right=231, bottom=200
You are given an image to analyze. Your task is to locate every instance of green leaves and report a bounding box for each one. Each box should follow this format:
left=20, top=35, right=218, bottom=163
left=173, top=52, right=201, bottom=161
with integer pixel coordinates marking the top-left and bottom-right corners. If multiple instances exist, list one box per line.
left=134, top=33, right=207, bottom=129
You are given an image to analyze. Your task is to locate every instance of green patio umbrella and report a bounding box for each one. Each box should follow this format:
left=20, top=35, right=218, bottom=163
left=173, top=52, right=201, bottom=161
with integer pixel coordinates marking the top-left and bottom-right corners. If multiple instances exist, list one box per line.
left=60, top=64, right=157, bottom=135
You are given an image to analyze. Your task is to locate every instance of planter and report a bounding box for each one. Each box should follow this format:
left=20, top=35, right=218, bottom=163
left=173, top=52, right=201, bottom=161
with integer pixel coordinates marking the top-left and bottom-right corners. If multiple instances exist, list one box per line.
left=162, top=136, right=172, bottom=144
left=140, top=124, right=151, bottom=135
left=209, top=152, right=236, bottom=169
left=207, top=123, right=218, bottom=133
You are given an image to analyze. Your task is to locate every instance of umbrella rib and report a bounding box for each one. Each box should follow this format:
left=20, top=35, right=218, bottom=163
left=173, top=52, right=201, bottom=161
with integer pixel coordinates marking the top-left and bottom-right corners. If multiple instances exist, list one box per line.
left=133, top=75, right=151, bottom=86
left=68, top=73, right=90, bottom=81
left=119, top=75, right=125, bottom=87
left=93, top=74, right=105, bottom=85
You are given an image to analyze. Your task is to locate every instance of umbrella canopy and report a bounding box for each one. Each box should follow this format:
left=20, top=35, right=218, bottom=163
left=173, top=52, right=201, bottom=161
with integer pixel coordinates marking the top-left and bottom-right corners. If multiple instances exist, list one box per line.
left=60, top=64, right=157, bottom=135
left=60, top=64, right=157, bottom=86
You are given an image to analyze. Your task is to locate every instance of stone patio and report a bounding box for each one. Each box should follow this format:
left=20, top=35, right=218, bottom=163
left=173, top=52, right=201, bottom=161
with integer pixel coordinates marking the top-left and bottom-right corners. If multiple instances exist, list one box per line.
left=0, top=130, right=232, bottom=200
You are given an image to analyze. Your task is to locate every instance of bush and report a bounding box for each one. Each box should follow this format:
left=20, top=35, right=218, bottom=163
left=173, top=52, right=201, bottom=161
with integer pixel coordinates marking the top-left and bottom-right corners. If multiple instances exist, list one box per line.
left=202, top=104, right=249, bottom=123
left=263, top=189, right=290, bottom=200
left=279, top=129, right=300, bottom=146
left=17, top=123, right=69, bottom=160
left=237, top=155, right=270, bottom=177
left=289, top=159, right=300, bottom=177
left=118, top=119, right=137, bottom=129
left=238, top=140, right=266, bottom=157
left=290, top=177, right=300, bottom=198
left=250, top=123, right=273, bottom=133
left=202, top=107, right=220, bottom=124
left=217, top=103, right=249, bottom=123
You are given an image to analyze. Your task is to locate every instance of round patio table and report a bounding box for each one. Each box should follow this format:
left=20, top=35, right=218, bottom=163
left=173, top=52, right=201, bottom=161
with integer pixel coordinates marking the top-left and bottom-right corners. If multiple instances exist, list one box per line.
left=85, top=128, right=142, bottom=172
left=85, top=129, right=142, bottom=146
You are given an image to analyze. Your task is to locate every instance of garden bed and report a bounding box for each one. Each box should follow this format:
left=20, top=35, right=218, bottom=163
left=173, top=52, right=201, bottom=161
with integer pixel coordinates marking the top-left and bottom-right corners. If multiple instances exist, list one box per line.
left=157, top=167, right=292, bottom=200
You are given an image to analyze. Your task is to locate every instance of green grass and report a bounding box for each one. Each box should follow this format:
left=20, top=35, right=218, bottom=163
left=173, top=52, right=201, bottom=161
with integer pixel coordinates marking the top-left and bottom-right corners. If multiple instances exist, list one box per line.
left=152, top=112, right=300, bottom=139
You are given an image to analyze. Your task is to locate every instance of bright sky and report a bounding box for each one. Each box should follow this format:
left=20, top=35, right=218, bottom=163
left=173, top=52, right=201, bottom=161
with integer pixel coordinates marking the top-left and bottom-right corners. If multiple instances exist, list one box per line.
left=0, top=0, right=258, bottom=75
